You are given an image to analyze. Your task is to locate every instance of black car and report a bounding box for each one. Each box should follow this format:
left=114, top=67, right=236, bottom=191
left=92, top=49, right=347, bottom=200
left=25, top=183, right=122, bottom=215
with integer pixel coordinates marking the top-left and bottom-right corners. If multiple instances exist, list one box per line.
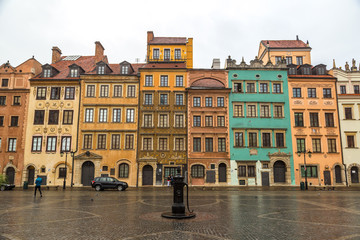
left=91, top=177, right=128, bottom=191
left=0, top=183, right=15, bottom=191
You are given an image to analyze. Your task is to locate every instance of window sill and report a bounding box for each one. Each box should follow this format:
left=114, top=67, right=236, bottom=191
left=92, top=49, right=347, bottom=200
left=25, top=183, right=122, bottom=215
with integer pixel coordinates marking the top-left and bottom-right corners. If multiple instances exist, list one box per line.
left=345, top=147, right=359, bottom=149
left=9, top=126, right=19, bottom=128
left=343, top=119, right=356, bottom=120
left=12, top=105, right=21, bottom=106
left=327, top=152, right=340, bottom=154
left=260, top=117, right=271, bottom=118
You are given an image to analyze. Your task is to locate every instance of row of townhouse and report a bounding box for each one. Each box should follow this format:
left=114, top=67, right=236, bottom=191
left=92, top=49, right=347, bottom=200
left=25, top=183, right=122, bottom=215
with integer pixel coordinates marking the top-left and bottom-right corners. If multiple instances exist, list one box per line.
left=0, top=32, right=359, bottom=188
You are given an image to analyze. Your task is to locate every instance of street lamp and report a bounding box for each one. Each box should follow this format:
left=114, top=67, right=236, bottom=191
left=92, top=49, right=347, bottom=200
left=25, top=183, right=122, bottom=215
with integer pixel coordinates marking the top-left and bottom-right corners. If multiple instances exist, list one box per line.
left=60, top=150, right=75, bottom=190
left=297, top=150, right=312, bottom=190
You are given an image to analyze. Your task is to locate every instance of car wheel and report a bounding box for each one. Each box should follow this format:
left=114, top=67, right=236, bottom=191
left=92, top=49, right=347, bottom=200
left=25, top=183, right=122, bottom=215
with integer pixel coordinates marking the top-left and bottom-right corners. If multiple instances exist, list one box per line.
left=117, top=185, right=124, bottom=191
left=0, top=186, right=5, bottom=191
left=95, top=185, right=102, bottom=191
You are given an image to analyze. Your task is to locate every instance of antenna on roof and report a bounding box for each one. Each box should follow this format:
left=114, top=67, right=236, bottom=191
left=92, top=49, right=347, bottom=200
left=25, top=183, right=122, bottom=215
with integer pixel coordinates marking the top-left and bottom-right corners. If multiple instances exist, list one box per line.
left=296, top=35, right=299, bottom=41
left=135, top=58, right=140, bottom=63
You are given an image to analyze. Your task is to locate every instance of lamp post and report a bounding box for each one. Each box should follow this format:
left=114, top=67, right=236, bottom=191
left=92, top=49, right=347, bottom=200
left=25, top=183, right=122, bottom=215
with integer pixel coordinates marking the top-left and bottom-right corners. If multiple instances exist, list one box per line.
left=60, top=150, right=75, bottom=190
left=297, top=150, right=312, bottom=190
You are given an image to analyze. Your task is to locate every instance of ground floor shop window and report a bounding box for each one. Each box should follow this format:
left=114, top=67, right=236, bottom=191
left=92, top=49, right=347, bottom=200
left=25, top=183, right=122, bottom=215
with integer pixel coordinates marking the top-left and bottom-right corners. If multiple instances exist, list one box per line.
left=300, top=166, right=318, bottom=178
left=119, top=163, right=129, bottom=178
left=191, top=165, right=204, bottom=178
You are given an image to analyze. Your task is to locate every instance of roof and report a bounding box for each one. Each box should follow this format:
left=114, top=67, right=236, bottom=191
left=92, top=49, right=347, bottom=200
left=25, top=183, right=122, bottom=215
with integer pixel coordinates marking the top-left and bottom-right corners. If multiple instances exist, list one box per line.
left=86, top=63, right=146, bottom=75
left=141, top=63, right=186, bottom=69
left=261, top=40, right=309, bottom=49
left=190, top=78, right=225, bottom=88
left=149, top=37, right=187, bottom=45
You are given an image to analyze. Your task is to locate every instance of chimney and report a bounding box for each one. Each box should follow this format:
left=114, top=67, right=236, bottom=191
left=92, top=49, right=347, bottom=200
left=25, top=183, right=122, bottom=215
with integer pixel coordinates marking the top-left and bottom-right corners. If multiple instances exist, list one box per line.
left=296, top=35, right=299, bottom=41
left=52, top=47, right=62, bottom=64
left=211, top=59, right=221, bottom=69
left=147, top=31, right=154, bottom=43
left=95, top=41, right=105, bottom=63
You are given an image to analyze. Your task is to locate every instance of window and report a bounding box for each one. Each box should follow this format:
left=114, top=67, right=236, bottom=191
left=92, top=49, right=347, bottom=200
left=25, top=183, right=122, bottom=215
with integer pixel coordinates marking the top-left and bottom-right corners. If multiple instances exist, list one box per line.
left=273, top=83, right=281, bottom=93
left=34, top=110, right=45, bottom=125
left=8, top=138, right=16, bottom=152
left=153, top=49, right=159, bottom=60
left=164, top=49, right=170, bottom=60
left=144, top=114, right=152, bottom=127
left=205, top=116, right=213, bottom=127
left=160, top=94, right=168, bottom=105
left=59, top=168, right=67, bottom=178
left=159, top=114, right=168, bottom=127
left=48, top=110, right=59, bottom=124
left=46, top=136, right=57, bottom=152
left=13, top=96, right=20, bottom=105
left=113, top=85, right=122, bottom=97
left=2, top=79, right=9, bottom=87
left=145, top=75, right=153, bottom=86
left=0, top=116, right=3, bottom=126
left=276, top=133, right=284, bottom=147
left=102, top=166, right=108, bottom=172
left=36, top=87, right=46, bottom=100
left=113, top=109, right=121, bottom=123
left=121, top=65, right=128, bottom=74
left=260, top=105, right=270, bottom=118
left=127, top=85, right=136, bottom=97
left=216, top=97, right=224, bottom=107
left=296, top=56, right=303, bottom=65
left=61, top=136, right=71, bottom=152
left=217, top=116, right=225, bottom=127
left=175, top=49, right=181, bottom=60
left=303, top=67, right=311, bottom=75
left=345, top=107, right=353, bottom=120
left=310, top=113, right=319, bottom=127
left=218, top=138, right=226, bottom=152
left=286, top=57, right=292, bottom=65
left=193, top=97, right=201, bottom=107
left=347, top=135, right=355, bottom=148
left=0, top=96, right=6, bottom=105
left=235, top=132, right=244, bottom=147
left=175, top=138, right=184, bottom=151
left=274, top=105, right=283, bottom=118
left=86, top=85, right=95, bottom=97
left=308, top=88, right=316, bottom=98
left=144, top=94, right=153, bottom=105
left=50, top=87, right=61, bottom=100
left=294, top=113, right=304, bottom=127
left=63, top=110, right=73, bottom=125
left=191, top=165, right=204, bottom=178
left=97, top=135, right=106, bottom=149
left=160, top=75, right=168, bottom=86
left=262, top=133, right=271, bottom=147
left=328, top=139, right=337, bottom=153
left=323, top=88, right=332, bottom=98
left=159, top=138, right=168, bottom=150
left=248, top=166, right=256, bottom=177
left=193, top=116, right=201, bottom=127
left=100, top=85, right=109, bottom=97
left=354, top=85, right=360, bottom=94
left=70, top=68, right=78, bottom=77
left=296, top=138, right=305, bottom=152
left=143, top=138, right=152, bottom=150
left=193, top=138, right=201, bottom=152
left=99, top=109, right=108, bottom=122
left=317, top=67, right=326, bottom=75
left=175, top=115, right=184, bottom=127
left=340, top=85, right=346, bottom=94
left=175, top=94, right=183, bottom=105
left=83, top=135, right=92, bottom=149
left=260, top=83, right=268, bottom=93
left=238, top=166, right=246, bottom=177
left=275, top=56, right=282, bottom=64
left=85, top=109, right=94, bottom=122
left=301, top=166, right=318, bottom=178
left=176, top=76, right=183, bottom=87
left=65, top=87, right=75, bottom=99
left=289, top=67, right=297, bottom=75
left=247, top=105, right=256, bottom=117
left=111, top=134, right=121, bottom=149
left=98, top=65, right=105, bottom=74
left=32, top=136, right=42, bottom=152
left=205, top=97, right=212, bottom=107
left=248, top=132, right=257, bottom=147
left=205, top=138, right=213, bottom=152
left=234, top=105, right=243, bottom=117
left=325, top=113, right=334, bottom=127
left=293, top=88, right=301, bottom=98
left=234, top=83, right=242, bottom=93
left=43, top=69, right=51, bottom=78
left=10, top=116, right=18, bottom=127
left=247, top=83, right=255, bottom=93
left=312, top=139, right=321, bottom=153
left=125, top=135, right=134, bottom=149
left=126, top=109, right=135, bottom=122
left=119, top=163, right=129, bottom=178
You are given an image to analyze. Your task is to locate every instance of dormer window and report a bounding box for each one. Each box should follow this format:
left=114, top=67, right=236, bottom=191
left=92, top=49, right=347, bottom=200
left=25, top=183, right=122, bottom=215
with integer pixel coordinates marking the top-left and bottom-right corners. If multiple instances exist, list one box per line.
left=317, top=67, right=326, bottom=75
left=289, top=67, right=297, bottom=75
left=121, top=65, right=129, bottom=74
left=303, top=67, right=311, bottom=75
left=70, top=68, right=78, bottom=77
left=98, top=65, right=105, bottom=74
left=43, top=69, right=51, bottom=77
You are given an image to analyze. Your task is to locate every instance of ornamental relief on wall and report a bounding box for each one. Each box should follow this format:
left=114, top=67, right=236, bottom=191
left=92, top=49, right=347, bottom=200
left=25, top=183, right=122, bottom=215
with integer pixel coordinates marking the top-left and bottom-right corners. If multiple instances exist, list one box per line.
left=293, top=100, right=303, bottom=105
left=324, top=101, right=333, bottom=106
left=308, top=100, right=318, bottom=105
left=326, top=129, right=336, bottom=135
left=296, top=129, right=305, bottom=135
left=36, top=102, right=45, bottom=109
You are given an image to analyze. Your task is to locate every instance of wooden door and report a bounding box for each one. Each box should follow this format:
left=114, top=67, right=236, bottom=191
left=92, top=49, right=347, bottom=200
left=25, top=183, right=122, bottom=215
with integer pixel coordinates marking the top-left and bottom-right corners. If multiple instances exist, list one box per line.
left=324, top=171, right=331, bottom=185
left=218, top=163, right=227, bottom=183
left=142, top=165, right=153, bottom=186
left=6, top=167, right=15, bottom=184
left=273, top=161, right=286, bottom=183
left=261, top=172, right=270, bottom=186
left=28, top=167, right=35, bottom=185
left=335, top=165, right=342, bottom=183
left=351, top=167, right=359, bottom=183
left=81, top=161, right=95, bottom=186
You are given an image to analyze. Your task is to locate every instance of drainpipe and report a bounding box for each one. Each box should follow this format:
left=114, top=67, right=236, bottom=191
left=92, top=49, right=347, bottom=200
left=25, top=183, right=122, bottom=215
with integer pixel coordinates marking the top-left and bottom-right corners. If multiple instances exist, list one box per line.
left=136, top=73, right=140, bottom=188
left=71, top=79, right=81, bottom=187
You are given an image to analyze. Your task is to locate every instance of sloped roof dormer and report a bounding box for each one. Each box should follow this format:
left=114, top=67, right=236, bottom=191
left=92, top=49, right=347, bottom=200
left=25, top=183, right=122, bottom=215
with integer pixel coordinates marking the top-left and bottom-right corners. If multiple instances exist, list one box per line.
left=287, top=64, right=298, bottom=75
left=313, top=64, right=327, bottom=75
left=41, top=64, right=59, bottom=78
left=95, top=61, right=112, bottom=75
left=299, top=64, right=312, bottom=75
left=68, top=63, right=85, bottom=78
left=119, top=61, right=134, bottom=75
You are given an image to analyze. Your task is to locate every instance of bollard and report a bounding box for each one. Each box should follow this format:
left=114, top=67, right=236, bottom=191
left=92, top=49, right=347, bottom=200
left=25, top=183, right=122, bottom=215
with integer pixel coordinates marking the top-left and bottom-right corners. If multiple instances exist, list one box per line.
left=161, top=166, right=196, bottom=219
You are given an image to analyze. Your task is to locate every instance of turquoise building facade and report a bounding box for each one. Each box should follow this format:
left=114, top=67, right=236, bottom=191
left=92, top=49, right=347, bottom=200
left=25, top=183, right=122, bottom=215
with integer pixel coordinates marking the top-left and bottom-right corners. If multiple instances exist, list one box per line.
left=226, top=57, right=295, bottom=186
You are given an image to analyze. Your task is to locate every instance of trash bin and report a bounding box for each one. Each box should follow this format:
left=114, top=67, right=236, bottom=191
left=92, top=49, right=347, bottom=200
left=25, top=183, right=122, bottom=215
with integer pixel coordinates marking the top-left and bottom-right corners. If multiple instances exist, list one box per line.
left=300, top=181, right=305, bottom=191
left=23, top=181, right=28, bottom=190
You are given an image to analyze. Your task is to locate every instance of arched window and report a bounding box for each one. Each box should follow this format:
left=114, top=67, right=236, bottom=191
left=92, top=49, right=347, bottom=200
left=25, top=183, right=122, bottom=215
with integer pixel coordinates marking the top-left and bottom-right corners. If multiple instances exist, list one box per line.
left=191, top=165, right=204, bottom=178
left=119, top=163, right=129, bottom=178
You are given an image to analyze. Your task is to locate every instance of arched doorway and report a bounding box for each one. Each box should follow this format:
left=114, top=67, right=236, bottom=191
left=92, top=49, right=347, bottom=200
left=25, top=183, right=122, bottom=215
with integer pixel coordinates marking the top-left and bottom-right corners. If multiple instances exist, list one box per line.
left=218, top=163, right=227, bottom=183
left=351, top=166, right=359, bottom=184
left=6, top=167, right=15, bottom=184
left=81, top=161, right=95, bottom=186
left=142, top=165, right=153, bottom=186
left=273, top=161, right=286, bottom=183
left=27, top=166, right=35, bottom=185
left=335, top=165, right=342, bottom=183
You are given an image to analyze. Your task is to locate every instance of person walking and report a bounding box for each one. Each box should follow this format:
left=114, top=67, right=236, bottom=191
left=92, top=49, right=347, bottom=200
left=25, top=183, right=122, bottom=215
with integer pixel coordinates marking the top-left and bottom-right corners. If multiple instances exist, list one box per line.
left=167, top=175, right=171, bottom=187
left=34, top=175, right=42, bottom=197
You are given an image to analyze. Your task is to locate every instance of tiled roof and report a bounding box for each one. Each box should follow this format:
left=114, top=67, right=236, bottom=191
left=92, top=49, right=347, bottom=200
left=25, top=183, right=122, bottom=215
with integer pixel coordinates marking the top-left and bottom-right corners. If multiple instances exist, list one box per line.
left=86, top=63, right=146, bottom=75
left=190, top=78, right=225, bottom=88
left=149, top=37, right=187, bottom=45
left=131, top=63, right=146, bottom=74
left=261, top=40, right=309, bottom=49
left=141, top=63, right=186, bottom=69
left=288, top=74, right=335, bottom=78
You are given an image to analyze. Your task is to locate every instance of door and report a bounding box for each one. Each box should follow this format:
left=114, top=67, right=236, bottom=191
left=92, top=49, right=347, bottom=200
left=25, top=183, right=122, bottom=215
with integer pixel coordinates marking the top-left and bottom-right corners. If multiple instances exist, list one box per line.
left=351, top=166, right=359, bottom=183
left=142, top=165, right=153, bottom=186
left=6, top=167, right=15, bottom=184
left=28, top=166, right=35, bottom=185
left=218, top=163, right=227, bottom=183
left=81, top=161, right=95, bottom=186
left=324, top=171, right=331, bottom=185
left=164, top=167, right=177, bottom=185
left=335, top=165, right=342, bottom=183
left=273, top=161, right=286, bottom=183
left=261, top=172, right=270, bottom=186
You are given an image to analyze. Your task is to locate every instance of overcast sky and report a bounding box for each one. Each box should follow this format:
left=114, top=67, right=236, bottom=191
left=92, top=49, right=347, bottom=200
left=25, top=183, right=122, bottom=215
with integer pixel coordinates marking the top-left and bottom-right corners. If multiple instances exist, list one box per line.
left=0, top=0, right=359, bottom=69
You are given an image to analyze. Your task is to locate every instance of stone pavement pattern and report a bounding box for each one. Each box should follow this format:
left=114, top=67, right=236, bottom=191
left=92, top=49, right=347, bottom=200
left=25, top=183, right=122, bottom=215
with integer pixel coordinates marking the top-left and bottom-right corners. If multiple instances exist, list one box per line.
left=1, top=189, right=360, bottom=240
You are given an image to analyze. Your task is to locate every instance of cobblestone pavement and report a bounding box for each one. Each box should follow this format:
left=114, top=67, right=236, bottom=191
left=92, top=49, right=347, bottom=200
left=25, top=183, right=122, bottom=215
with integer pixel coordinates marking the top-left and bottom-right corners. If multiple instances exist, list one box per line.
left=1, top=189, right=360, bottom=240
